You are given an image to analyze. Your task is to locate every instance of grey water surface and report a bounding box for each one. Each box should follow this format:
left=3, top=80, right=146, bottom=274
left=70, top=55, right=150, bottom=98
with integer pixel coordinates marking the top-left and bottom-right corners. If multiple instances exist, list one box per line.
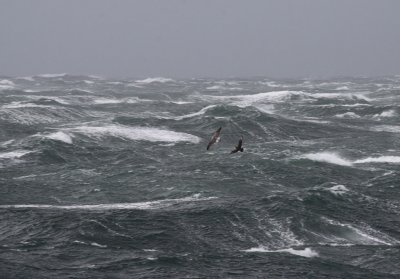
left=1, top=75, right=400, bottom=278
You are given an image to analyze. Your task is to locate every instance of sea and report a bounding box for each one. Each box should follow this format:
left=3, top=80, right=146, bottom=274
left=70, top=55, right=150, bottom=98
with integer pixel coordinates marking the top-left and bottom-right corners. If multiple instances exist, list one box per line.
left=0, top=74, right=400, bottom=278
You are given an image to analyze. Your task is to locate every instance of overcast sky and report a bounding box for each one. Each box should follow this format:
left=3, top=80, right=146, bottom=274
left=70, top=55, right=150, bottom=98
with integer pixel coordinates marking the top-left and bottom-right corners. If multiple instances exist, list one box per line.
left=1, top=0, right=399, bottom=78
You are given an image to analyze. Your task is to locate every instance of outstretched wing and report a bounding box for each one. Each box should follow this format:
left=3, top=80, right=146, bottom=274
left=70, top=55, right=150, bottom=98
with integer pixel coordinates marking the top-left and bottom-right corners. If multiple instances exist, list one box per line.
left=237, top=138, right=243, bottom=149
left=206, top=127, right=222, bottom=150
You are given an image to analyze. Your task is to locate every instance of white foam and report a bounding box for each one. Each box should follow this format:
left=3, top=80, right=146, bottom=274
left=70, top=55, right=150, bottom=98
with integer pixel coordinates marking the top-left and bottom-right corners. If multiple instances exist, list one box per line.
left=244, top=247, right=318, bottom=258
left=44, top=131, right=74, bottom=144
left=206, top=85, right=223, bottom=90
left=327, top=185, right=349, bottom=195
left=168, top=101, right=193, bottom=105
left=0, top=79, right=15, bottom=86
left=0, top=195, right=217, bottom=210
left=373, top=110, right=397, bottom=118
left=83, top=80, right=94, bottom=84
left=37, top=73, right=67, bottom=78
left=22, top=95, right=70, bottom=105
left=0, top=79, right=15, bottom=90
left=2, top=102, right=52, bottom=109
left=1, top=139, right=14, bottom=146
left=322, top=217, right=399, bottom=246
left=18, top=76, right=35, bottom=81
left=67, top=88, right=94, bottom=94
left=92, top=97, right=139, bottom=105
left=335, top=112, right=360, bottom=119
left=300, top=151, right=400, bottom=166
left=90, top=242, right=107, bottom=248
left=68, top=125, right=200, bottom=143
left=313, top=92, right=371, bottom=102
left=0, top=150, right=32, bottom=159
left=135, top=77, right=174, bottom=84
left=371, top=125, right=400, bottom=133
left=336, top=86, right=349, bottom=90
left=93, top=98, right=123, bottom=104
left=354, top=156, right=400, bottom=164
left=300, top=152, right=353, bottom=166
left=203, top=91, right=307, bottom=107
left=173, top=105, right=216, bottom=120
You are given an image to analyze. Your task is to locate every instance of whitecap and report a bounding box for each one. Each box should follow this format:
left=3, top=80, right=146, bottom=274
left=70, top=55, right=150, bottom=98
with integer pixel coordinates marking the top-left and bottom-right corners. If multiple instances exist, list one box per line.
left=92, top=97, right=140, bottom=105
left=93, top=98, right=123, bottom=104
left=90, top=242, right=107, bottom=248
left=17, top=76, right=35, bottom=81
left=336, top=86, right=349, bottom=90
left=0, top=195, right=217, bottom=210
left=335, top=112, right=360, bottom=119
left=322, top=217, right=399, bottom=246
left=299, top=152, right=353, bottom=167
left=173, top=105, right=216, bottom=120
left=68, top=125, right=201, bottom=143
left=327, top=185, right=349, bottom=195
left=354, top=156, right=400, bottom=164
left=0, top=150, right=33, bottom=159
left=371, top=125, right=400, bottom=133
left=168, top=101, right=193, bottom=105
left=43, top=131, right=74, bottom=144
left=2, top=102, right=52, bottom=109
left=203, top=91, right=308, bottom=107
left=22, top=95, right=70, bottom=105
left=0, top=79, right=15, bottom=86
left=0, top=79, right=15, bottom=90
left=312, top=92, right=371, bottom=102
left=135, top=77, right=174, bottom=84
left=373, top=110, right=397, bottom=118
left=37, top=73, right=67, bottom=78
left=244, top=247, right=318, bottom=258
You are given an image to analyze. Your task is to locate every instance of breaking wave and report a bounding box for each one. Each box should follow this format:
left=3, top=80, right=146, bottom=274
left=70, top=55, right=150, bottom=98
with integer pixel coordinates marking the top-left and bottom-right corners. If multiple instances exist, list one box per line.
left=66, top=125, right=201, bottom=143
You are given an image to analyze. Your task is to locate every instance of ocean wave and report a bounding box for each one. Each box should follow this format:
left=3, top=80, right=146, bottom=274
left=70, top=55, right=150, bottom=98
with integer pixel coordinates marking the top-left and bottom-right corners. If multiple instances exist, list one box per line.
left=334, top=112, right=361, bottom=119
left=173, top=105, right=217, bottom=120
left=202, top=91, right=370, bottom=108
left=371, top=125, right=400, bottom=133
left=299, top=152, right=353, bottom=166
left=336, top=86, right=350, bottom=90
left=312, top=92, right=371, bottom=102
left=244, top=247, right=318, bottom=258
left=135, top=77, right=174, bottom=84
left=204, top=91, right=307, bottom=106
left=41, top=131, right=74, bottom=144
left=322, top=217, right=399, bottom=246
left=67, top=124, right=201, bottom=143
left=326, top=185, right=349, bottom=195
left=13, top=95, right=70, bottom=105
left=0, top=195, right=217, bottom=210
left=36, top=73, right=67, bottom=78
left=2, top=102, right=52, bottom=109
left=372, top=110, right=397, bottom=119
left=354, top=156, right=400, bottom=164
left=0, top=79, right=16, bottom=90
left=206, top=85, right=243, bottom=91
left=0, top=150, right=33, bottom=159
left=299, top=152, right=400, bottom=166
left=17, top=76, right=35, bottom=81
left=92, top=97, right=142, bottom=105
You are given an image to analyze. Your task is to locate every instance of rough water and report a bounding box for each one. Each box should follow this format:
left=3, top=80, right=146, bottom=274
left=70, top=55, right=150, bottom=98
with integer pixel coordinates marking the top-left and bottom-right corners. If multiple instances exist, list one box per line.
left=1, top=74, right=400, bottom=278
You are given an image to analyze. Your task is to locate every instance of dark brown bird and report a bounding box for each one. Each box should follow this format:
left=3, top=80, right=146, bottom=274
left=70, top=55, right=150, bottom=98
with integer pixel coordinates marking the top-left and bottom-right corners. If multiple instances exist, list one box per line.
left=230, top=136, right=244, bottom=154
left=206, top=127, right=222, bottom=150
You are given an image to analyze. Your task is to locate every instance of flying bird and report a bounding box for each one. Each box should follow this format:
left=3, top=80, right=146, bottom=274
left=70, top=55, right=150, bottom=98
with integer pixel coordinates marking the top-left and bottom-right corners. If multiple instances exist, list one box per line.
left=206, top=127, right=222, bottom=150
left=230, top=136, right=244, bottom=154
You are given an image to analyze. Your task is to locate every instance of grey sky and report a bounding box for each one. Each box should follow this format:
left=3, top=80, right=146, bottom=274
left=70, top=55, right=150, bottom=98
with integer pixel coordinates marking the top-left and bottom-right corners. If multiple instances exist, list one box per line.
left=1, top=0, right=399, bottom=78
